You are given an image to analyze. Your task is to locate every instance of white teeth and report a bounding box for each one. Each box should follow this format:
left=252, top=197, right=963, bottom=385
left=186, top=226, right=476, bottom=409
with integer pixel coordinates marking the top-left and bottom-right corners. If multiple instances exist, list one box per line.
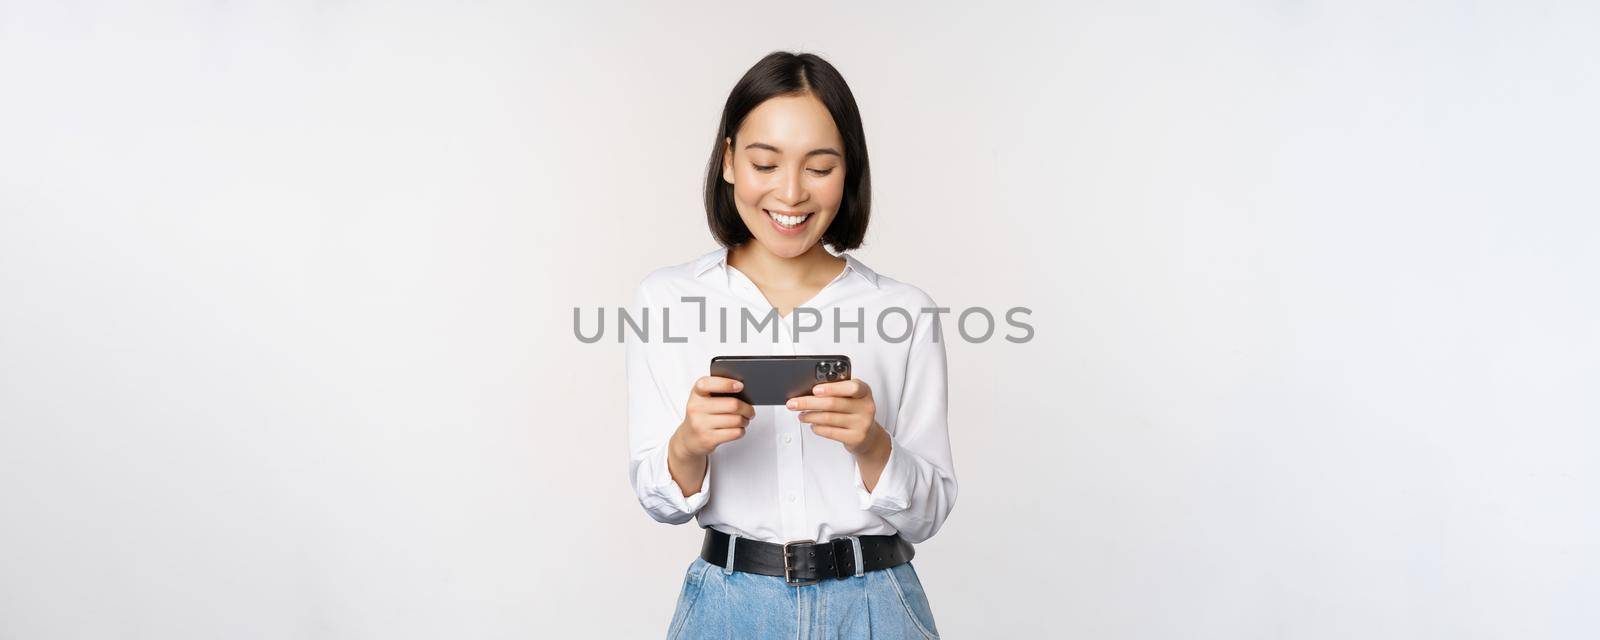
left=766, top=210, right=810, bottom=227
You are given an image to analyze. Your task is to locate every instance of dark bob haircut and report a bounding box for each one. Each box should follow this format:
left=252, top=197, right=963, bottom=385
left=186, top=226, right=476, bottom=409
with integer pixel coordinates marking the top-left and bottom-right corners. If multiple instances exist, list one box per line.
left=703, top=51, right=872, bottom=251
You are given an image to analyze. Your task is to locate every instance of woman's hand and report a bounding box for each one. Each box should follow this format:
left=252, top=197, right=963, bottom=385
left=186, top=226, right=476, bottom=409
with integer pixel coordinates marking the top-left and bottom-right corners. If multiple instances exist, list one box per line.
left=666, top=376, right=754, bottom=497
left=673, top=376, right=755, bottom=457
left=788, top=379, right=893, bottom=490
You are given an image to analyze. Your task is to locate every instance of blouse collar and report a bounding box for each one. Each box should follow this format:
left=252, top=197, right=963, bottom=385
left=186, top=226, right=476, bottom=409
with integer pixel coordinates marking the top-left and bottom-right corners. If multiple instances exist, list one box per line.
left=691, top=246, right=880, bottom=289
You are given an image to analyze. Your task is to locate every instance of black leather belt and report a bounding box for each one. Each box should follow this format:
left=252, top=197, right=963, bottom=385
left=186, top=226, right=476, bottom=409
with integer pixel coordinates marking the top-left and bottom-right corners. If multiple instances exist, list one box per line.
left=699, top=527, right=915, bottom=586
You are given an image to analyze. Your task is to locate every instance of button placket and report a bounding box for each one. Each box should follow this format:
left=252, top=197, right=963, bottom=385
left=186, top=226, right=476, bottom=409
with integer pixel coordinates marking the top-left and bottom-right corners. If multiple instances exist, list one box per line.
left=773, top=310, right=810, bottom=539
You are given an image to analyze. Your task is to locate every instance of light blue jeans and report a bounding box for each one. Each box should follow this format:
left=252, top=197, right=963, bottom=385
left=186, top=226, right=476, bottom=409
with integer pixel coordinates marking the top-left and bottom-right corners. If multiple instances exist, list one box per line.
left=665, top=555, right=941, bottom=639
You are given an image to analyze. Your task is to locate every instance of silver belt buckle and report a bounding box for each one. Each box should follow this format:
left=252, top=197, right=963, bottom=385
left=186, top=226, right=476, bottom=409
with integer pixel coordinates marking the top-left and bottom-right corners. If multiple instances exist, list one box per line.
left=782, top=539, right=819, bottom=587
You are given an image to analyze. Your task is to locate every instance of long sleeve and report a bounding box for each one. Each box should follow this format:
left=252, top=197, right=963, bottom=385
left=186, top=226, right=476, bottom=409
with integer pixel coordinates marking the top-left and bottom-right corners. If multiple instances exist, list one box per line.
left=626, top=278, right=710, bottom=524
left=851, top=291, right=959, bottom=543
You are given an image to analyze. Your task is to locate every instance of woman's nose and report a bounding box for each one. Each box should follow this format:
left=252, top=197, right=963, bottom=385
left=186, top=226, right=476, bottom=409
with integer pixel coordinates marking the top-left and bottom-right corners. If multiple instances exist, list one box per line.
left=776, top=166, right=808, bottom=205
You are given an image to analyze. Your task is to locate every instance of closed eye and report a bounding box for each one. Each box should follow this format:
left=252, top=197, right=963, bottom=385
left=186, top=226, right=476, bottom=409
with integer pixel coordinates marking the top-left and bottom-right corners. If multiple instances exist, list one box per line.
left=751, top=164, right=836, bottom=177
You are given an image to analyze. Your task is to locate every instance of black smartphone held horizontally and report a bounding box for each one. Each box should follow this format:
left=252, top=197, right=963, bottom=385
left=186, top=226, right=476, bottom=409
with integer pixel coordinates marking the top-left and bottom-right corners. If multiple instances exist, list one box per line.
left=709, top=355, right=852, bottom=406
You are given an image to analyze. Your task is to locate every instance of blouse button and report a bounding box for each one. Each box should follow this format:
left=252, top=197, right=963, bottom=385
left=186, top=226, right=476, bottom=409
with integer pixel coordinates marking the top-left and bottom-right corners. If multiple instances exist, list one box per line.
left=783, top=435, right=793, bottom=445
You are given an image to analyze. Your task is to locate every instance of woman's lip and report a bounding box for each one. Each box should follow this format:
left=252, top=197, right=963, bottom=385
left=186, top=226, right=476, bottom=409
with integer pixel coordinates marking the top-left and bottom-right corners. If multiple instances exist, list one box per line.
left=765, top=209, right=811, bottom=236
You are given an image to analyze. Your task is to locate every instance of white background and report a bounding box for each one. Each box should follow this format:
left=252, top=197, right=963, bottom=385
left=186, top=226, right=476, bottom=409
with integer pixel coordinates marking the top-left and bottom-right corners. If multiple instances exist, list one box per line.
left=2, top=1, right=1597, bottom=638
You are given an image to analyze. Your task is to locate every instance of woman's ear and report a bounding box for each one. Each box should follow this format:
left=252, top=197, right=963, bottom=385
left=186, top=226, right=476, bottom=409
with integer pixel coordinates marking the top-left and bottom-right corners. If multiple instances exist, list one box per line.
left=721, top=136, right=735, bottom=185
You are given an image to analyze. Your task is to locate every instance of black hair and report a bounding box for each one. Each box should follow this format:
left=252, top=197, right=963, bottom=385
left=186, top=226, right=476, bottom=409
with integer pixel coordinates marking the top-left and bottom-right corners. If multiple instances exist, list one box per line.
left=703, top=51, right=871, bottom=251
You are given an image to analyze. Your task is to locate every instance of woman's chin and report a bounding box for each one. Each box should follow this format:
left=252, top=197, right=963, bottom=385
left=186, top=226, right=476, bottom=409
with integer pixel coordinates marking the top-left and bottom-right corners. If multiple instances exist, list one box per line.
left=751, top=235, right=817, bottom=258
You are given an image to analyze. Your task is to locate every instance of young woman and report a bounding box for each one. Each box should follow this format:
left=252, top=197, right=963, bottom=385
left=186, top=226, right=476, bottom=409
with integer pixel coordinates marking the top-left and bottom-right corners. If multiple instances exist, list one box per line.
left=626, top=51, right=957, bottom=639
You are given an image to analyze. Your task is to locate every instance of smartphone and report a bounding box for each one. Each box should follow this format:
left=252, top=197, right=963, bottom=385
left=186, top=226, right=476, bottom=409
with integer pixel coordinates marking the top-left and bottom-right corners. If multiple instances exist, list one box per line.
left=709, top=355, right=852, bottom=405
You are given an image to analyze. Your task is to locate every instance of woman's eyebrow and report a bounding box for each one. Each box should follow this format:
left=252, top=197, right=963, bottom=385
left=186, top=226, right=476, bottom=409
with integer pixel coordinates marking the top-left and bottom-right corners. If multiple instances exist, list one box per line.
left=744, top=142, right=842, bottom=158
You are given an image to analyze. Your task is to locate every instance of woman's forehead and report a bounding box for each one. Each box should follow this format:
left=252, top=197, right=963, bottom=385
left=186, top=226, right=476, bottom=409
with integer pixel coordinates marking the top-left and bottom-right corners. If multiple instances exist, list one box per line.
left=737, top=94, right=842, bottom=150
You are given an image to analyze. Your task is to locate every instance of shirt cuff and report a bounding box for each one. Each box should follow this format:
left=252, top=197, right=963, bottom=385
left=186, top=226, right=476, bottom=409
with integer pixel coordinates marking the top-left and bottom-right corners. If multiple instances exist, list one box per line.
left=645, top=441, right=711, bottom=517
left=853, top=439, right=911, bottom=516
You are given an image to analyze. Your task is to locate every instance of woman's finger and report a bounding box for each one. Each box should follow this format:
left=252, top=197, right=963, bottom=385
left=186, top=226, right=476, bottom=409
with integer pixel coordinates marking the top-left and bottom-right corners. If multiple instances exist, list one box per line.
left=786, top=395, right=851, bottom=413
left=703, top=413, right=750, bottom=429
left=708, top=426, right=746, bottom=445
left=807, top=424, right=853, bottom=444
left=701, top=396, right=749, bottom=415
left=813, top=379, right=870, bottom=399
left=694, top=376, right=745, bottom=396
left=797, top=410, right=856, bottom=428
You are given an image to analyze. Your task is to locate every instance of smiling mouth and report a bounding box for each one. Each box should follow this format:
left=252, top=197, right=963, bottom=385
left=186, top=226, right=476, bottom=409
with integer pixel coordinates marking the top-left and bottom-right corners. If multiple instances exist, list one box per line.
left=765, top=209, right=812, bottom=228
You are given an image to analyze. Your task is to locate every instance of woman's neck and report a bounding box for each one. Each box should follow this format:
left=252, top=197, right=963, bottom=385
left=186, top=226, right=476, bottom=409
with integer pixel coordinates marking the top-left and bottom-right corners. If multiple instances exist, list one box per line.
left=727, top=241, right=845, bottom=289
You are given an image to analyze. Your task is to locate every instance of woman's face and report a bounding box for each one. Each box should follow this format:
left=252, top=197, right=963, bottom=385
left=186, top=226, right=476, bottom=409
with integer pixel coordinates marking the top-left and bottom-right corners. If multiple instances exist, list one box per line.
left=721, top=93, right=846, bottom=259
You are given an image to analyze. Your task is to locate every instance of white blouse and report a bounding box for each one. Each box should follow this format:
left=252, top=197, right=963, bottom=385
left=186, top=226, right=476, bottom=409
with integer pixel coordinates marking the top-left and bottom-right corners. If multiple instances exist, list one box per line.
left=625, top=247, right=958, bottom=544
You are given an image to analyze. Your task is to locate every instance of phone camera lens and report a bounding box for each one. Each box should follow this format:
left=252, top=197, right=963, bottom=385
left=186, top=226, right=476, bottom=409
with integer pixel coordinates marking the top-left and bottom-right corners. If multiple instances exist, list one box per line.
left=817, top=360, right=844, bottom=381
